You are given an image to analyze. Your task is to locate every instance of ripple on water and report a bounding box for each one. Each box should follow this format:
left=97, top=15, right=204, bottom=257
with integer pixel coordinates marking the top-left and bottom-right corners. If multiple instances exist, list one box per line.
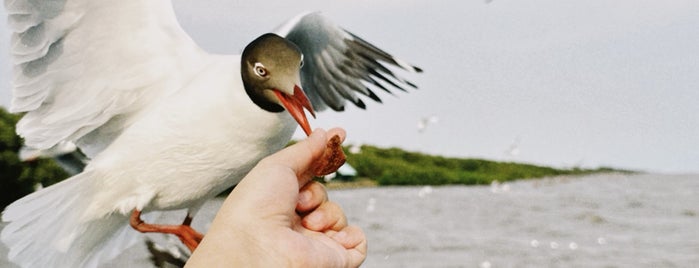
left=331, top=174, right=698, bottom=267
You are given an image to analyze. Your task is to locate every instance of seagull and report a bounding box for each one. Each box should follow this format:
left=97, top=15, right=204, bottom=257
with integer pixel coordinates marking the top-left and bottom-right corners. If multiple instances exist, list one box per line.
left=417, top=115, right=440, bottom=133
left=1, top=0, right=421, bottom=267
left=504, top=136, right=521, bottom=158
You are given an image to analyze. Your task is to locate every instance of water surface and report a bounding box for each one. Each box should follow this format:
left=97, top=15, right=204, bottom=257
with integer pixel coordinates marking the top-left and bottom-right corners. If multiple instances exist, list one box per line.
left=332, top=173, right=698, bottom=267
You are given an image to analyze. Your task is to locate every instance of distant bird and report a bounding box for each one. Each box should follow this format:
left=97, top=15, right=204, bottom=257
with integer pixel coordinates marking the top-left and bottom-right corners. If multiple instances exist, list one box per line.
left=417, top=115, right=440, bottom=133
left=504, top=136, right=522, bottom=158
left=1, top=1, right=421, bottom=267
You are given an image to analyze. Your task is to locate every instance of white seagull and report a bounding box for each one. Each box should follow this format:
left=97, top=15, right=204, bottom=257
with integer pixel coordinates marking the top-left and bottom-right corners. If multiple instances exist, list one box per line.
left=0, top=0, right=421, bottom=267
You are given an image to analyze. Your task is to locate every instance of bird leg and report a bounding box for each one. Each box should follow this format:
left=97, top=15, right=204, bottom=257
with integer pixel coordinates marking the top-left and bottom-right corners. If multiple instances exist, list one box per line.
left=130, top=210, right=204, bottom=252
left=182, top=214, right=194, bottom=226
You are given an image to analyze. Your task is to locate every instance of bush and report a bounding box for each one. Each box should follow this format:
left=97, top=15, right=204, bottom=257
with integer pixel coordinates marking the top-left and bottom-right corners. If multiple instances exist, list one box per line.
left=345, top=144, right=621, bottom=186
left=0, top=108, right=70, bottom=209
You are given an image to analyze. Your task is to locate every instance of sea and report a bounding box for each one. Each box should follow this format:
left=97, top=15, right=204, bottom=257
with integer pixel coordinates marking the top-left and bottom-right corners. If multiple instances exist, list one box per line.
left=2, top=173, right=697, bottom=267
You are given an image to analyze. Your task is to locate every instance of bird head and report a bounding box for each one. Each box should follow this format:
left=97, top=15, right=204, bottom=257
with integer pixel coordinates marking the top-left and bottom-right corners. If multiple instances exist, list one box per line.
left=241, top=33, right=315, bottom=136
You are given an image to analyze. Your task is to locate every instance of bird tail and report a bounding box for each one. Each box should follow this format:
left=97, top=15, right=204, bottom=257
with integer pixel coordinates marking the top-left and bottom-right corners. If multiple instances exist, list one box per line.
left=1, top=171, right=142, bottom=267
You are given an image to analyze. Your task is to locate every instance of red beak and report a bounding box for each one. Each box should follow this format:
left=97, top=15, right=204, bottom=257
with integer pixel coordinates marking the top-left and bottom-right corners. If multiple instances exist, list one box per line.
left=274, top=85, right=316, bottom=136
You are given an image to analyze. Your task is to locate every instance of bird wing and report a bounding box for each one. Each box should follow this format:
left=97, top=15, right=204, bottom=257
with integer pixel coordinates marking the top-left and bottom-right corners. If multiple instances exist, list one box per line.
left=7, top=0, right=209, bottom=156
left=275, top=12, right=422, bottom=112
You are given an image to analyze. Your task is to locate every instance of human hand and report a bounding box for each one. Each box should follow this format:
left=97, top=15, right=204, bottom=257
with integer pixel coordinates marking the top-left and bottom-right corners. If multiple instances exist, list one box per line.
left=186, top=128, right=367, bottom=268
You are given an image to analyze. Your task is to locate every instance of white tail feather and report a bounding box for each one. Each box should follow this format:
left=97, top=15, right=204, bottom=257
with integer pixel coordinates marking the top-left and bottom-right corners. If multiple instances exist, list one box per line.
left=1, top=171, right=144, bottom=267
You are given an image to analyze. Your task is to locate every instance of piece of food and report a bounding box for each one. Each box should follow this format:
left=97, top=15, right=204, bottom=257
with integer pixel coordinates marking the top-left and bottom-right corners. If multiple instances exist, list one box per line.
left=311, top=135, right=346, bottom=176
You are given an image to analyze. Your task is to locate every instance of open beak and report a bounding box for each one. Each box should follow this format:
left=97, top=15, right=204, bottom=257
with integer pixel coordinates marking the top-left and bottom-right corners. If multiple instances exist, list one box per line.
left=274, top=85, right=316, bottom=136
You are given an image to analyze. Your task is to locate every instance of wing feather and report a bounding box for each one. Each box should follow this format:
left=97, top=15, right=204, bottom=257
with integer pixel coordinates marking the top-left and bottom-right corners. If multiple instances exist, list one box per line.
left=276, top=12, right=421, bottom=112
left=7, top=0, right=209, bottom=156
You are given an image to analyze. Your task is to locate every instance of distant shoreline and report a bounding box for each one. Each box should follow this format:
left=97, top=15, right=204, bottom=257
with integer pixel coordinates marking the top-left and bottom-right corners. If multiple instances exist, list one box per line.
left=323, top=177, right=379, bottom=190
left=321, top=170, right=637, bottom=190
left=338, top=144, right=634, bottom=188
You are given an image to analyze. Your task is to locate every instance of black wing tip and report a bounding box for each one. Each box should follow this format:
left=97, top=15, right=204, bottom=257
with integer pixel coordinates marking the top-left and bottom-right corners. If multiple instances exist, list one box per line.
left=367, top=89, right=383, bottom=103
left=333, top=105, right=346, bottom=112
left=369, top=77, right=393, bottom=95
left=369, top=69, right=408, bottom=92
left=354, top=99, right=367, bottom=109
left=408, top=81, right=419, bottom=89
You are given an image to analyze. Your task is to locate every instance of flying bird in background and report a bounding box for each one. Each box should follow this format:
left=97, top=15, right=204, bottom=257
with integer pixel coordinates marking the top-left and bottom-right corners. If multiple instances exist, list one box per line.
left=504, top=136, right=522, bottom=158
left=0, top=0, right=421, bottom=267
left=417, top=115, right=440, bottom=133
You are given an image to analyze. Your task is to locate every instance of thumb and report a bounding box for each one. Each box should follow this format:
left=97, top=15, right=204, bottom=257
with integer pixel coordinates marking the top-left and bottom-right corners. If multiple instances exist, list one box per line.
left=231, top=128, right=339, bottom=207
left=259, top=127, right=346, bottom=188
left=262, top=128, right=329, bottom=185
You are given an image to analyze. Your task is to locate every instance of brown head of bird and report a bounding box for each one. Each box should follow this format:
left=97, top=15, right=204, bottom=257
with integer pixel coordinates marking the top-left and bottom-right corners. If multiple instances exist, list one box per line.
left=241, top=33, right=316, bottom=136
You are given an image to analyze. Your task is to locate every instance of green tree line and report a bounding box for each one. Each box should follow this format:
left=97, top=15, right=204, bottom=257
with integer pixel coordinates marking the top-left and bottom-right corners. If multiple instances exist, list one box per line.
left=344, top=144, right=620, bottom=186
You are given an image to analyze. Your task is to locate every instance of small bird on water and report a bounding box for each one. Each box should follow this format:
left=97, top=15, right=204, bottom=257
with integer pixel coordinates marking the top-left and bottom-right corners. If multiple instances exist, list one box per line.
left=1, top=0, right=421, bottom=267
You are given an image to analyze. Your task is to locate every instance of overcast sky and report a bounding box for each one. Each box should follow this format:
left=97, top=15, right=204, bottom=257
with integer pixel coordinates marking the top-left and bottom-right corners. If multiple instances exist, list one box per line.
left=1, top=0, right=698, bottom=173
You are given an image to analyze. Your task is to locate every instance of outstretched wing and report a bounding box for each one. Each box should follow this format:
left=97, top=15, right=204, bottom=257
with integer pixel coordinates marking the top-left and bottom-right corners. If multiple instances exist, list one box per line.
left=7, top=0, right=209, bottom=156
left=275, top=12, right=422, bottom=112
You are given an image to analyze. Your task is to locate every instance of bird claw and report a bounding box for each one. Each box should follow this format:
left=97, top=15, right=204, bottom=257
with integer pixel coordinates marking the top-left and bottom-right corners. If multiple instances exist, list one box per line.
left=130, top=210, right=204, bottom=252
left=174, top=226, right=203, bottom=252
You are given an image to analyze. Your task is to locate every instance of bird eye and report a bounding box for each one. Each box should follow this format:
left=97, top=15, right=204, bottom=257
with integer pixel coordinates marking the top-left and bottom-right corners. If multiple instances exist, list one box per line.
left=253, top=63, right=268, bottom=77
left=300, top=60, right=304, bottom=68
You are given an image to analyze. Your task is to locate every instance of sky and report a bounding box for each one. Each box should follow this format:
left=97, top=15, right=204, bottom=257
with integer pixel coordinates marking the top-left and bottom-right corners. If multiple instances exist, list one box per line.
left=1, top=0, right=698, bottom=173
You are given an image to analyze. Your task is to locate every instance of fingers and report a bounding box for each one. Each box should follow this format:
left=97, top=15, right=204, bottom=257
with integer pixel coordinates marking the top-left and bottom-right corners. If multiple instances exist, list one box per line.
left=332, top=225, right=367, bottom=268
left=297, top=181, right=347, bottom=232
left=297, top=181, right=328, bottom=213
left=301, top=200, right=348, bottom=232
left=330, top=225, right=366, bottom=251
